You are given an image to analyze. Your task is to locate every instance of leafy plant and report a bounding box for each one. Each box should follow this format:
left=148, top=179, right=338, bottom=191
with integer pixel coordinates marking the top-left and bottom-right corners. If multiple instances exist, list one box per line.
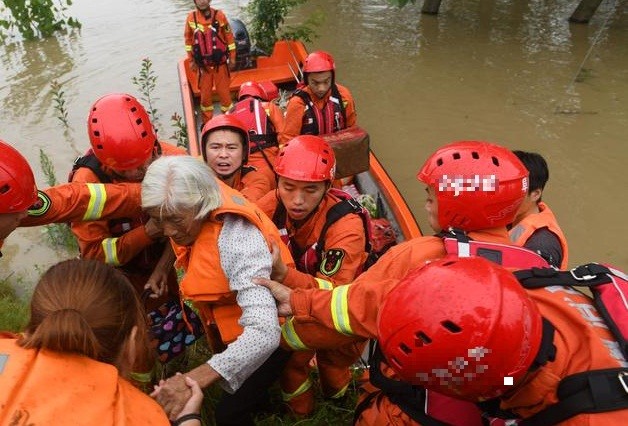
left=170, top=112, right=188, bottom=150
left=132, top=58, right=160, bottom=130
left=39, top=148, right=79, bottom=253
left=0, top=273, right=30, bottom=332
left=0, top=0, right=81, bottom=41
left=246, top=0, right=321, bottom=54
left=51, top=79, right=69, bottom=128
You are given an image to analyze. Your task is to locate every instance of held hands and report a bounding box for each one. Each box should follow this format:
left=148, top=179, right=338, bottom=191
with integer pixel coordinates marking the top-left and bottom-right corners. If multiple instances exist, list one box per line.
left=253, top=276, right=294, bottom=317
left=151, top=373, right=192, bottom=420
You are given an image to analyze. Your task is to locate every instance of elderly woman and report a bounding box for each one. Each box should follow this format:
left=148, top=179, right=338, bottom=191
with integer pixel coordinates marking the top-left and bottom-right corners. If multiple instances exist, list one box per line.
left=142, top=155, right=293, bottom=426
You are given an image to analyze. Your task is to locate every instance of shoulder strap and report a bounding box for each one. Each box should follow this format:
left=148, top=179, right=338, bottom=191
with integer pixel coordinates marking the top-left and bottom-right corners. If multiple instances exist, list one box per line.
left=316, top=196, right=371, bottom=260
left=515, top=263, right=614, bottom=288
left=357, top=342, right=449, bottom=426
left=330, top=83, right=347, bottom=125
left=519, top=368, right=628, bottom=426
left=70, top=153, right=111, bottom=183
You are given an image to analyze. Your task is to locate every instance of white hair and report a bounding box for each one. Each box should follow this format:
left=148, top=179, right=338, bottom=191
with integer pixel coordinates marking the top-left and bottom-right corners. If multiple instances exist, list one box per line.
left=142, top=155, right=221, bottom=220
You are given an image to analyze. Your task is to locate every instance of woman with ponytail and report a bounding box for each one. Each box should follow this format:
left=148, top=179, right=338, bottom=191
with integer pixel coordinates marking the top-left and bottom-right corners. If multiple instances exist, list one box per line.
left=0, top=259, right=202, bottom=426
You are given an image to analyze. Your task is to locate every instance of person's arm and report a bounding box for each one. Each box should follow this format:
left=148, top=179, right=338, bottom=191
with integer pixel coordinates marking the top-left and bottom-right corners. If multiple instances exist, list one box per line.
left=278, top=97, right=305, bottom=146
left=524, top=228, right=563, bottom=268
left=341, top=86, right=357, bottom=128
left=20, top=183, right=142, bottom=227
left=184, top=11, right=194, bottom=61
left=208, top=214, right=280, bottom=392
left=217, top=10, right=236, bottom=65
left=268, top=102, right=285, bottom=132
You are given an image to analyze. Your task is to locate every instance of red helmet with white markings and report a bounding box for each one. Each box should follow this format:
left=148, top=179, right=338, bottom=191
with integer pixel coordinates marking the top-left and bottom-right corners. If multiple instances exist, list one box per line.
left=274, top=135, right=336, bottom=182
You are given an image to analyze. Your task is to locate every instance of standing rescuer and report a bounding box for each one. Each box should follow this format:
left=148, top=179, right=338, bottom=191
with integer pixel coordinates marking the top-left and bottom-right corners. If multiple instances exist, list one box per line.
left=185, top=0, right=236, bottom=124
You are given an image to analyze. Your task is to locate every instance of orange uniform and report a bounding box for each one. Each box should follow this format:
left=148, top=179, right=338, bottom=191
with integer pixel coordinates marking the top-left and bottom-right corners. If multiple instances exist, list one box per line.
left=20, top=183, right=141, bottom=226
left=231, top=166, right=273, bottom=203
left=286, top=229, right=515, bottom=425
left=0, top=337, right=168, bottom=425
left=509, top=201, right=569, bottom=269
left=257, top=189, right=369, bottom=414
left=500, top=286, right=628, bottom=424
left=229, top=98, right=285, bottom=186
left=69, top=142, right=185, bottom=312
left=184, top=7, right=236, bottom=123
left=279, top=83, right=357, bottom=145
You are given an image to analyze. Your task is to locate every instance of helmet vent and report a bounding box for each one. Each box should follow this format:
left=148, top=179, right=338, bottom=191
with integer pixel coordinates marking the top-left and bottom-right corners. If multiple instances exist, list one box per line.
left=141, top=131, right=148, bottom=138
left=93, top=131, right=100, bottom=137
left=135, top=118, right=142, bottom=125
left=453, top=153, right=461, bottom=160
left=492, top=156, right=500, bottom=166
left=441, top=320, right=462, bottom=333
left=472, top=152, right=479, bottom=159
left=399, top=342, right=412, bottom=354
left=130, top=106, right=137, bottom=113
left=415, top=331, right=432, bottom=346
left=0, top=184, right=9, bottom=195
left=321, top=158, right=328, bottom=165
left=436, top=158, right=443, bottom=166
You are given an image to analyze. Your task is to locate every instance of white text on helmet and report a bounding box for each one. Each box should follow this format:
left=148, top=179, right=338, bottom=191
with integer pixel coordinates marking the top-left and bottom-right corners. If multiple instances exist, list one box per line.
left=438, top=174, right=498, bottom=196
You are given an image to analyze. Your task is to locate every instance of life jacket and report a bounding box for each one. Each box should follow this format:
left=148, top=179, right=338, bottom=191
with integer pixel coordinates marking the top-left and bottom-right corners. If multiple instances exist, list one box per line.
left=174, top=181, right=292, bottom=350
left=480, top=263, right=628, bottom=425
left=0, top=338, right=169, bottom=425
left=356, top=229, right=551, bottom=425
left=509, top=202, right=569, bottom=269
left=68, top=150, right=162, bottom=275
left=272, top=188, right=375, bottom=276
left=191, top=9, right=228, bottom=68
left=229, top=98, right=278, bottom=154
left=293, top=84, right=347, bottom=136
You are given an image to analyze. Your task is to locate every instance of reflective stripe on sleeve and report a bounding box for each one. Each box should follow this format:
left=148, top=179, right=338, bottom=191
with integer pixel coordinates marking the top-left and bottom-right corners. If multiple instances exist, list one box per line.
left=331, top=285, right=353, bottom=335
left=83, top=183, right=107, bottom=220
left=101, top=237, right=121, bottom=266
left=314, top=278, right=333, bottom=290
left=281, top=317, right=309, bottom=350
left=281, top=377, right=313, bottom=401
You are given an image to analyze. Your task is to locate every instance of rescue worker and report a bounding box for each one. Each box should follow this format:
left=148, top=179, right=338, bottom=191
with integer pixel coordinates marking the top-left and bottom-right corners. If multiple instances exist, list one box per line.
left=0, top=139, right=142, bottom=255
left=69, top=93, right=185, bottom=315
left=279, top=51, right=357, bottom=145
left=185, top=0, right=236, bottom=124
left=0, top=259, right=203, bottom=426
left=255, top=140, right=534, bottom=425
left=509, top=150, right=569, bottom=268
left=143, top=155, right=294, bottom=426
left=255, top=135, right=368, bottom=416
left=228, top=80, right=284, bottom=187
left=378, top=256, right=628, bottom=424
left=201, top=114, right=272, bottom=202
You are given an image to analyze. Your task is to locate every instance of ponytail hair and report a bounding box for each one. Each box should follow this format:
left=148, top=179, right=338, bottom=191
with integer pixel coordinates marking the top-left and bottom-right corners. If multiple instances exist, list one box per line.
left=19, top=259, right=148, bottom=373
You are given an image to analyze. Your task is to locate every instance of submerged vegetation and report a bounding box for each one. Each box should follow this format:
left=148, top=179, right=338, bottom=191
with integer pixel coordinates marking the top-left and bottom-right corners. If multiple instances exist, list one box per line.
left=0, top=0, right=80, bottom=41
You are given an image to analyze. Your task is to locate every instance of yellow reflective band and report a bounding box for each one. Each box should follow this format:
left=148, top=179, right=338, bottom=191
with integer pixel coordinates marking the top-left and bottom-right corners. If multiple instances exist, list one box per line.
left=329, top=382, right=350, bottom=399
left=200, top=104, right=213, bottom=112
left=281, top=317, right=309, bottom=350
left=220, top=103, right=233, bottom=112
left=281, top=377, right=313, bottom=401
left=102, top=238, right=120, bottom=266
left=185, top=45, right=193, bottom=52
left=188, top=22, right=204, bottom=31
left=228, top=43, right=236, bottom=50
left=315, top=278, right=333, bottom=290
left=331, top=285, right=353, bottom=335
left=83, top=183, right=107, bottom=220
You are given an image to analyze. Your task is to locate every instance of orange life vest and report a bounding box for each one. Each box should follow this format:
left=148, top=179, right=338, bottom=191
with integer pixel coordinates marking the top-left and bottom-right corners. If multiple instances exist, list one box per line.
left=509, top=202, right=569, bottom=269
left=191, top=9, right=228, bottom=67
left=173, top=181, right=292, bottom=347
left=0, top=338, right=168, bottom=425
left=293, top=84, right=347, bottom=135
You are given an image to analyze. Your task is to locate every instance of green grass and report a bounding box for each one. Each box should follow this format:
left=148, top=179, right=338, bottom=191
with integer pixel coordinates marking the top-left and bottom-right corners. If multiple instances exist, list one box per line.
left=0, top=274, right=30, bottom=332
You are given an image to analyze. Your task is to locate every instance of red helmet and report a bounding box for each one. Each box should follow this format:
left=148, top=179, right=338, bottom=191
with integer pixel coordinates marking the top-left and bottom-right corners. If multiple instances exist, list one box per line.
left=0, top=140, right=37, bottom=213
left=238, top=81, right=268, bottom=101
left=417, top=141, right=528, bottom=231
left=378, top=256, right=543, bottom=401
left=200, top=114, right=250, bottom=163
left=275, top=135, right=336, bottom=182
left=87, top=93, right=157, bottom=171
left=302, top=51, right=335, bottom=84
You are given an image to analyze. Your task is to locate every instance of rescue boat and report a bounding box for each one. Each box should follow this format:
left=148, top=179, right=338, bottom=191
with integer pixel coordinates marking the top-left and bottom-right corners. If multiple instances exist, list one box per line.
left=177, top=38, right=422, bottom=248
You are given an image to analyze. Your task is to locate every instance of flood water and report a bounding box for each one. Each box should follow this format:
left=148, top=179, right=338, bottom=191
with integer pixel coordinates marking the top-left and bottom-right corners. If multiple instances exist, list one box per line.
left=1, top=0, right=626, bottom=285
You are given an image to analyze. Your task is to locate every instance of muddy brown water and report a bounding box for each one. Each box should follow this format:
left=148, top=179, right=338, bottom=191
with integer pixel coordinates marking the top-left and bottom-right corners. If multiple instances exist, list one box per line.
left=1, top=0, right=626, bottom=288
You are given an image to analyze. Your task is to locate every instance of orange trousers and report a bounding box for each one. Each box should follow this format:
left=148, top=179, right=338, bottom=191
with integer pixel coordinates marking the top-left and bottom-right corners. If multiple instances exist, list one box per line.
left=198, top=64, right=233, bottom=123
left=281, top=341, right=365, bottom=415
